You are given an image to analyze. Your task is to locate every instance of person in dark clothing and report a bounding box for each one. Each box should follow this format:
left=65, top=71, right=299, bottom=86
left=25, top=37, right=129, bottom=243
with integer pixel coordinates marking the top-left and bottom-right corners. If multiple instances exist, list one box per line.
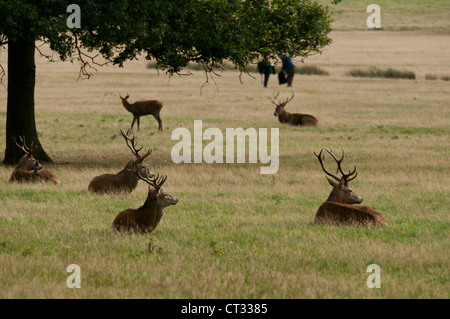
left=258, top=55, right=275, bottom=88
left=278, top=53, right=296, bottom=87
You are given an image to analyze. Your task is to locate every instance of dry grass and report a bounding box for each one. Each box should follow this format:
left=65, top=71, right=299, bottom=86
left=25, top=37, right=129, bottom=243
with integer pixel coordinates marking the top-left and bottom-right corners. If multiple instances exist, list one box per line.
left=0, top=1, right=449, bottom=299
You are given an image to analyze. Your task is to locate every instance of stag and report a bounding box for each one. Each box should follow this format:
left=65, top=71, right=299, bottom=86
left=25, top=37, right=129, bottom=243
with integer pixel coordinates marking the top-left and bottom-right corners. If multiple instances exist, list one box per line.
left=314, top=148, right=387, bottom=227
left=112, top=168, right=178, bottom=234
left=9, top=136, right=60, bottom=185
left=120, top=94, right=163, bottom=132
left=272, top=91, right=318, bottom=127
left=88, top=130, right=153, bottom=194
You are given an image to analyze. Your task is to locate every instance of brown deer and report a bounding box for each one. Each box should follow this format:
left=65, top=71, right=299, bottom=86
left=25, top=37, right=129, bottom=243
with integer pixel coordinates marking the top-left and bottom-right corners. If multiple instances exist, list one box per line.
left=314, top=148, right=387, bottom=227
left=272, top=91, right=318, bottom=127
left=9, top=136, right=60, bottom=185
left=88, top=130, right=153, bottom=194
left=112, top=168, right=178, bottom=234
left=120, top=94, right=163, bottom=132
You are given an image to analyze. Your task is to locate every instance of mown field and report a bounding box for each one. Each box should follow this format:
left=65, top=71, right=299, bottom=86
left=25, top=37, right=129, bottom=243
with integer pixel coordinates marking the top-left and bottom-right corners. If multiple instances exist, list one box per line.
left=0, top=1, right=449, bottom=298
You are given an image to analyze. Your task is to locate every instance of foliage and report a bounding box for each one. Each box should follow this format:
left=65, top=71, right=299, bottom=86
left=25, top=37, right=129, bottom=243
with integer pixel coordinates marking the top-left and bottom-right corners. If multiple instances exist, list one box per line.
left=348, top=67, right=416, bottom=80
left=0, top=0, right=338, bottom=76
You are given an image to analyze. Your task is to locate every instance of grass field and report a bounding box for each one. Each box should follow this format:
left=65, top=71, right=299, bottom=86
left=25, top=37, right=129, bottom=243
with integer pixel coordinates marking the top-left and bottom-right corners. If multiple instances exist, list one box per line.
left=0, top=1, right=449, bottom=298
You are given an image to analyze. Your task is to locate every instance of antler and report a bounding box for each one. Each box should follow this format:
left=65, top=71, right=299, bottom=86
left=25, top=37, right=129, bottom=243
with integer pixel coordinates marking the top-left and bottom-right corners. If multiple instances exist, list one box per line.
left=120, top=129, right=152, bottom=159
left=314, top=147, right=358, bottom=184
left=271, top=91, right=280, bottom=105
left=137, top=167, right=167, bottom=190
left=272, top=91, right=295, bottom=106
left=12, top=136, right=34, bottom=155
left=283, top=91, right=295, bottom=105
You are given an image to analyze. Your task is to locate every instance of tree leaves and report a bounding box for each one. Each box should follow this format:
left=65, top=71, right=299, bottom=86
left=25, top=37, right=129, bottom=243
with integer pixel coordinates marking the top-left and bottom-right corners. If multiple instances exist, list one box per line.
left=0, top=0, right=336, bottom=77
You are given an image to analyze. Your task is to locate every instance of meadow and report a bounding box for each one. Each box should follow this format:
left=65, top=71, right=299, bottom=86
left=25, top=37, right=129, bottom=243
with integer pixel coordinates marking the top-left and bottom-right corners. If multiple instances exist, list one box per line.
left=0, top=0, right=448, bottom=298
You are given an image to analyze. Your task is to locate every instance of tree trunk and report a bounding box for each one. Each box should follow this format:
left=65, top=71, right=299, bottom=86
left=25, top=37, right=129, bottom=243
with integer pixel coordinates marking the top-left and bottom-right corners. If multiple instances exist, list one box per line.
left=3, top=39, right=52, bottom=164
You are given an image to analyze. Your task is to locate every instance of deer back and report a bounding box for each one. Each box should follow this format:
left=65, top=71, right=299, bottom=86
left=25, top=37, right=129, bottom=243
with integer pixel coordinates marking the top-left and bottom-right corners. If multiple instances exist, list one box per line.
left=10, top=168, right=60, bottom=185
left=276, top=109, right=318, bottom=127
left=9, top=154, right=60, bottom=185
left=88, top=159, right=146, bottom=194
left=133, top=100, right=163, bottom=115
left=316, top=202, right=387, bottom=227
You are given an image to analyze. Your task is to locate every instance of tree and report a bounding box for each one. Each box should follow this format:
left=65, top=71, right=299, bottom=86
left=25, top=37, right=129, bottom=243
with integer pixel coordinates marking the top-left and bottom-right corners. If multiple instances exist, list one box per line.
left=0, top=0, right=339, bottom=164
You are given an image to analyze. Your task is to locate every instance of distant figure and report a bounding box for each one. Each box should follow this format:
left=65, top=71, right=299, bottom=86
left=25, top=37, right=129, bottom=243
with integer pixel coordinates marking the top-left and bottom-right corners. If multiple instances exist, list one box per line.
left=258, top=55, right=275, bottom=88
left=278, top=53, right=296, bottom=87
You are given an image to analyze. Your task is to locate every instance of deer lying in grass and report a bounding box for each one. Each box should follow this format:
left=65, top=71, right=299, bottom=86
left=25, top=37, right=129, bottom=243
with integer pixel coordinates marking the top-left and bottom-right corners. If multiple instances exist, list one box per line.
left=272, top=91, right=318, bottom=127
left=120, top=94, right=163, bottom=132
left=9, top=136, right=60, bottom=185
left=112, top=168, right=178, bottom=234
left=88, top=130, right=153, bottom=194
left=314, top=148, right=387, bottom=227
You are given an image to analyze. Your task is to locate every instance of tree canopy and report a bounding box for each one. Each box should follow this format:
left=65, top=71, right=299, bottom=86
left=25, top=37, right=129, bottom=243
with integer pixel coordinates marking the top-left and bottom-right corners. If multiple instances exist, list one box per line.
left=0, top=0, right=340, bottom=163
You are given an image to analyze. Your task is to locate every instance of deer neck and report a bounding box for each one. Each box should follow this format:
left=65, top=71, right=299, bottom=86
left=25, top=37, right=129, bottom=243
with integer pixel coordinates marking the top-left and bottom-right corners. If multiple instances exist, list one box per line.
left=121, top=100, right=134, bottom=113
left=277, top=109, right=290, bottom=122
left=138, top=190, right=163, bottom=226
left=117, top=160, right=139, bottom=184
left=326, top=188, right=343, bottom=203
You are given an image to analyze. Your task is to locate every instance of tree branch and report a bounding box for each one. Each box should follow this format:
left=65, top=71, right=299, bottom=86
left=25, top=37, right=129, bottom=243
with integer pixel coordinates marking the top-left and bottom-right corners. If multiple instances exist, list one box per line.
left=0, top=64, right=6, bottom=89
left=199, top=63, right=221, bottom=96
left=73, top=33, right=111, bottom=81
left=35, top=41, right=61, bottom=63
left=0, top=34, right=7, bottom=46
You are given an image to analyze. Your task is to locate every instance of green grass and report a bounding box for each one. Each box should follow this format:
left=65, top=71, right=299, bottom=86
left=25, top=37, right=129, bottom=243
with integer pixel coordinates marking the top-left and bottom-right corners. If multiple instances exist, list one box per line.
left=295, top=65, right=330, bottom=76
left=147, top=60, right=330, bottom=77
left=426, top=74, right=450, bottom=81
left=348, top=67, right=416, bottom=80
left=0, top=0, right=449, bottom=299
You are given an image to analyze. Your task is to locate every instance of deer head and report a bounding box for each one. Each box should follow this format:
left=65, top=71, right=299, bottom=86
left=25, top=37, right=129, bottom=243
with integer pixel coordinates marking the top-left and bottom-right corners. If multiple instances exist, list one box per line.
left=119, top=93, right=130, bottom=101
left=13, top=136, right=42, bottom=172
left=314, top=147, right=363, bottom=204
left=120, top=129, right=153, bottom=177
left=272, top=91, right=295, bottom=117
left=137, top=167, right=178, bottom=208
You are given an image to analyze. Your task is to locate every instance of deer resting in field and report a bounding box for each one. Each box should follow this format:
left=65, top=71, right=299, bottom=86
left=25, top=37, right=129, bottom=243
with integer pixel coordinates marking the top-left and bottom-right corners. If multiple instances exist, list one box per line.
left=120, top=94, right=163, bottom=132
left=314, top=148, right=387, bottom=227
left=9, top=136, right=60, bottom=185
left=272, top=92, right=318, bottom=127
left=88, top=130, right=153, bottom=194
left=112, top=168, right=178, bottom=234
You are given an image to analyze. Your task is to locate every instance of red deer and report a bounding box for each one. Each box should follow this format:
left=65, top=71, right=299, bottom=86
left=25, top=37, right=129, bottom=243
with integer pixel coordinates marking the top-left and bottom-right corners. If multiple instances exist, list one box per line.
left=314, top=148, right=387, bottom=227
left=120, top=94, right=163, bottom=132
left=9, top=136, right=60, bottom=185
left=88, top=130, right=153, bottom=194
left=112, top=168, right=178, bottom=234
left=272, top=91, right=318, bottom=127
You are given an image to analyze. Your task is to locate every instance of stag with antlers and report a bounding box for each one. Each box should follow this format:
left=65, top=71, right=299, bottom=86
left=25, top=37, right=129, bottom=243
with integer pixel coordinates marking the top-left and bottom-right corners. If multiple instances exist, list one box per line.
left=88, top=129, right=153, bottom=194
left=272, top=91, right=318, bottom=127
left=120, top=94, right=163, bottom=132
left=9, top=136, right=60, bottom=185
left=112, top=168, right=178, bottom=234
left=314, top=147, right=387, bottom=227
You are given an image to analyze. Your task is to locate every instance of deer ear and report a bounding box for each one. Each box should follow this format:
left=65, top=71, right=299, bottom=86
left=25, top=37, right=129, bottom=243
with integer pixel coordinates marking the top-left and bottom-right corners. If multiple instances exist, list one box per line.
left=148, top=186, right=158, bottom=198
left=325, top=176, right=339, bottom=187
